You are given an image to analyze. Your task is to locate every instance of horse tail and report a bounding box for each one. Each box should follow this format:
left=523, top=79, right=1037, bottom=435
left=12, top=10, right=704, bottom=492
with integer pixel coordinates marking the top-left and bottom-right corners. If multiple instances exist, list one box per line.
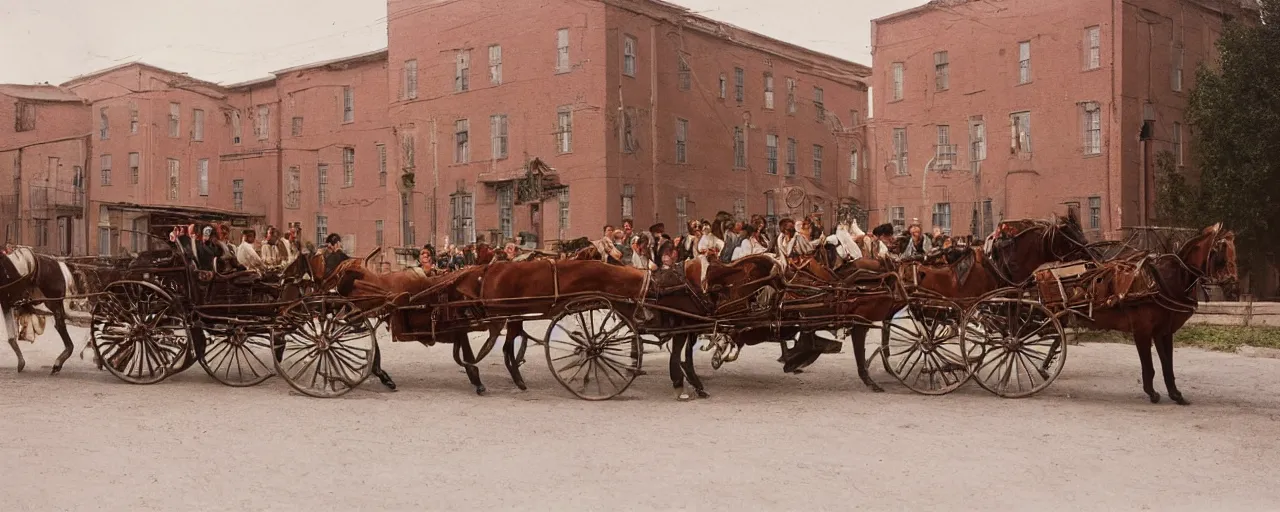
left=57, top=261, right=80, bottom=310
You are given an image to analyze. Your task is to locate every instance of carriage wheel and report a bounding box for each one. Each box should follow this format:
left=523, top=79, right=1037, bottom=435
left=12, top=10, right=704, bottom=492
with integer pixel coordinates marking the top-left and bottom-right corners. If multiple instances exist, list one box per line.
left=880, top=298, right=970, bottom=395
left=543, top=296, right=642, bottom=400
left=962, top=294, right=1067, bottom=398
left=272, top=297, right=376, bottom=398
left=197, top=323, right=275, bottom=387
left=90, top=281, right=192, bottom=385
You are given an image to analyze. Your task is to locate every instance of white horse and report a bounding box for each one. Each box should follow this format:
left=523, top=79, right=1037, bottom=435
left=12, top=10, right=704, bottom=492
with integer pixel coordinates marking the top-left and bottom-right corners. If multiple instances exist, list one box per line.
left=0, top=247, right=83, bottom=373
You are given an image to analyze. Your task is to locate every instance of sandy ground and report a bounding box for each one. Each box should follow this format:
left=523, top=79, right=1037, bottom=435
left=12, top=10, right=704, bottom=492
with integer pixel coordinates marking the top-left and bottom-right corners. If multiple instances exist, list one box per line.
left=2, top=323, right=1280, bottom=511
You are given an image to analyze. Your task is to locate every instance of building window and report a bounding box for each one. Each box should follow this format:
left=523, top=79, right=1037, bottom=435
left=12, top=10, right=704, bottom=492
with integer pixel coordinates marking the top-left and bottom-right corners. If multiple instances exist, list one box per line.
left=932, top=203, right=952, bottom=233
left=1083, top=102, right=1102, bottom=155
left=850, top=109, right=860, bottom=127
left=556, top=28, right=571, bottom=73
left=192, top=109, right=205, bottom=141
left=1173, top=121, right=1183, bottom=166
left=1085, top=26, right=1101, bottom=70
left=893, top=128, right=908, bottom=174
left=935, top=51, right=950, bottom=91
left=316, top=216, right=328, bottom=248
left=401, top=192, right=415, bottom=246
left=677, top=56, right=691, bottom=91
left=812, top=145, right=824, bottom=178
left=99, top=107, right=109, bottom=140
left=982, top=199, right=995, bottom=236
left=733, top=198, right=746, bottom=221
left=621, top=184, right=635, bottom=220
left=675, top=118, right=688, bottom=164
left=765, top=134, right=778, bottom=175
left=455, top=50, right=471, bottom=92
left=623, top=36, right=637, bottom=77
left=342, top=86, right=355, bottom=123
left=890, top=206, right=905, bottom=233
left=376, top=144, right=387, bottom=187
left=718, top=73, right=727, bottom=99
left=620, top=110, right=637, bottom=153
left=317, top=163, right=328, bottom=204
left=1088, top=196, right=1101, bottom=230
left=969, top=116, right=987, bottom=162
left=732, top=127, right=746, bottom=169
left=256, top=105, right=269, bottom=140
left=891, top=62, right=904, bottom=100
left=128, top=102, right=138, bottom=134
left=128, top=152, right=140, bottom=184
left=197, top=159, right=209, bottom=196
left=558, top=188, right=570, bottom=237
left=285, top=166, right=301, bottom=209
left=100, top=154, right=112, bottom=186
left=375, top=220, right=384, bottom=247
left=343, top=147, right=356, bottom=187
left=1011, top=111, right=1032, bottom=154
left=232, top=179, right=244, bottom=211
left=292, top=117, right=303, bottom=136
left=167, top=159, right=179, bottom=200
left=556, top=107, right=573, bottom=153
left=935, top=125, right=955, bottom=166
left=14, top=101, right=35, bottom=132
left=763, top=73, right=774, bottom=109
left=403, top=59, right=419, bottom=99
left=786, top=77, right=797, bottom=113
left=813, top=87, right=825, bottom=121
left=849, top=149, right=859, bottom=182
left=34, top=219, right=48, bottom=248
left=1172, top=45, right=1184, bottom=92
left=490, top=114, right=508, bottom=160
left=786, top=138, right=797, bottom=176
left=1018, top=41, right=1031, bottom=84
left=168, top=103, right=180, bottom=138
left=402, top=133, right=416, bottom=172
left=675, top=195, right=688, bottom=233
left=231, top=110, right=242, bottom=144
left=733, top=67, right=744, bottom=103
left=497, top=184, right=513, bottom=240
left=489, top=45, right=503, bottom=85
left=454, top=119, right=469, bottom=163
left=450, top=192, right=475, bottom=246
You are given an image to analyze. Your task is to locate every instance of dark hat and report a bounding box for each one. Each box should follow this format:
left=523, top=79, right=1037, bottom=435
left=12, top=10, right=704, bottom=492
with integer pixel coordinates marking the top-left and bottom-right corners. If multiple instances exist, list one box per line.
left=871, top=223, right=895, bottom=237
left=649, top=223, right=665, bottom=233
left=325, top=233, right=343, bottom=246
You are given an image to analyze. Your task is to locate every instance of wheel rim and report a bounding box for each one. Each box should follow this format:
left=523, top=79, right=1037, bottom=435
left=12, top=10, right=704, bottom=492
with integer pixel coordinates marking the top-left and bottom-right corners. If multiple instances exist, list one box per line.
left=273, top=297, right=376, bottom=398
left=90, top=281, right=190, bottom=385
left=963, top=296, right=1066, bottom=398
left=880, top=299, right=970, bottom=395
left=198, top=324, right=276, bottom=387
left=544, top=298, right=641, bottom=401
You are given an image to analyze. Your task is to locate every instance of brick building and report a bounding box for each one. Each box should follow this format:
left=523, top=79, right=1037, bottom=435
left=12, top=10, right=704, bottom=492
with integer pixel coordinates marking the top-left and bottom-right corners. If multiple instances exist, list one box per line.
left=0, top=84, right=91, bottom=255
left=868, top=0, right=1257, bottom=240
left=387, top=0, right=870, bottom=248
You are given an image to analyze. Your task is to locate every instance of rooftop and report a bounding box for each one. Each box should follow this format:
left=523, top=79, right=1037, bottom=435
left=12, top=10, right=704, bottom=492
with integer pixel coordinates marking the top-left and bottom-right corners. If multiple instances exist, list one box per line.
left=0, top=84, right=84, bottom=103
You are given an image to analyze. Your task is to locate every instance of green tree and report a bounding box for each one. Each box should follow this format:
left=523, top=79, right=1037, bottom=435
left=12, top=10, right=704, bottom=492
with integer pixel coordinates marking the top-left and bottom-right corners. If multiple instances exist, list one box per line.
left=1183, top=0, right=1280, bottom=291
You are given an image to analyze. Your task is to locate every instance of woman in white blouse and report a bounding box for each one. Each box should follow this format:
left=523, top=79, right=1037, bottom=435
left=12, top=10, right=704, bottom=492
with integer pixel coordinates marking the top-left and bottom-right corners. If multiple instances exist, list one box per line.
left=731, top=224, right=769, bottom=261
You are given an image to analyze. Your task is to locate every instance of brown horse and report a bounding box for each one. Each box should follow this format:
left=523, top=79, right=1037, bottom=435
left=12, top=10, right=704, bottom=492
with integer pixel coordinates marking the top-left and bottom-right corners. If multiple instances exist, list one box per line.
left=1071, top=224, right=1236, bottom=405
left=0, top=247, right=87, bottom=374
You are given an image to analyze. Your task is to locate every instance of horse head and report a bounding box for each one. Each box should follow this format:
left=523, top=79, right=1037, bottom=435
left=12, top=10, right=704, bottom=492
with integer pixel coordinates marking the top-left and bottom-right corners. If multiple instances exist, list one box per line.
left=1178, top=223, right=1238, bottom=285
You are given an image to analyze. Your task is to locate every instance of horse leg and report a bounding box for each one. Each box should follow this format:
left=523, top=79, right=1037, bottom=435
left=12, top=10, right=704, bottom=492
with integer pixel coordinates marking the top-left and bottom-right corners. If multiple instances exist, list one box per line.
left=502, top=326, right=528, bottom=391
left=456, top=336, right=487, bottom=396
left=2, top=307, right=23, bottom=373
left=682, top=333, right=709, bottom=399
left=849, top=326, right=883, bottom=392
left=46, top=302, right=74, bottom=375
left=669, top=333, right=689, bottom=401
left=1154, top=332, right=1188, bottom=405
left=372, top=344, right=397, bottom=391
left=1134, top=332, right=1160, bottom=403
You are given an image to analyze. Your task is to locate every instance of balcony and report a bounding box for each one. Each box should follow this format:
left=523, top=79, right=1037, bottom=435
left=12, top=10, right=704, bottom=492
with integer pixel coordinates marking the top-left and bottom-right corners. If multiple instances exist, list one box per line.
left=28, top=185, right=85, bottom=216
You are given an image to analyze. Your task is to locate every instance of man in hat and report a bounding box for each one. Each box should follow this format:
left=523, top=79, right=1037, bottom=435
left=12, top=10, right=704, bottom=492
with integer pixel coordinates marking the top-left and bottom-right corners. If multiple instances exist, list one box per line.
left=323, top=233, right=350, bottom=277
left=869, top=223, right=897, bottom=260
left=236, top=229, right=267, bottom=272
left=648, top=223, right=669, bottom=263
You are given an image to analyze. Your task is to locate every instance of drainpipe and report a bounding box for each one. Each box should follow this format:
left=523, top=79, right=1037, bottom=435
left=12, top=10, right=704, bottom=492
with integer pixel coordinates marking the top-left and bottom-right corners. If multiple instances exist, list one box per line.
left=649, top=22, right=659, bottom=224
left=1108, top=0, right=1117, bottom=238
left=431, top=117, right=439, bottom=247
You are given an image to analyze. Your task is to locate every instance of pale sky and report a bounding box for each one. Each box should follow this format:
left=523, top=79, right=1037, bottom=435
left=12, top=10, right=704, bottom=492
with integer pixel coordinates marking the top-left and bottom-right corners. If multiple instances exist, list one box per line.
left=0, top=0, right=927, bottom=85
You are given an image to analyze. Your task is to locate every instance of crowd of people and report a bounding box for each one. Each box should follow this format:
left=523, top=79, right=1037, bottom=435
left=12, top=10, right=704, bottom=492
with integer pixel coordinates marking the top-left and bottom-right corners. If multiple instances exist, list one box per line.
left=169, top=223, right=307, bottom=276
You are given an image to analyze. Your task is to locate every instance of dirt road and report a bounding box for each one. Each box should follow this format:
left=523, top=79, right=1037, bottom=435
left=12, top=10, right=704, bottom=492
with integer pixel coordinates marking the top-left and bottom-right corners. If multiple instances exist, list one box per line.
left=2, top=325, right=1280, bottom=511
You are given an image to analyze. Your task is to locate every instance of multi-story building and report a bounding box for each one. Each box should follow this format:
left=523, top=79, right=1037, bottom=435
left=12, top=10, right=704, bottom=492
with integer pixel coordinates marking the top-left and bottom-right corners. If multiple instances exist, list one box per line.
left=387, top=0, right=870, bottom=247
left=869, top=0, right=1256, bottom=240
left=0, top=84, right=90, bottom=255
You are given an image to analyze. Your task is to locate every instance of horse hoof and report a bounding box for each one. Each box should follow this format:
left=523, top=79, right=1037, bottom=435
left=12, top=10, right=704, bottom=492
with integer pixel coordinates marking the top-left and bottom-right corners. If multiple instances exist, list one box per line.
left=380, top=379, right=398, bottom=391
left=867, top=383, right=885, bottom=393
left=16, top=362, right=25, bottom=373
left=515, top=381, right=528, bottom=391
left=1170, top=393, right=1190, bottom=406
left=475, top=386, right=487, bottom=396
left=695, top=389, right=710, bottom=399
left=50, top=366, right=62, bottom=376
left=676, top=391, right=692, bottom=402
left=1148, top=392, right=1161, bottom=404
